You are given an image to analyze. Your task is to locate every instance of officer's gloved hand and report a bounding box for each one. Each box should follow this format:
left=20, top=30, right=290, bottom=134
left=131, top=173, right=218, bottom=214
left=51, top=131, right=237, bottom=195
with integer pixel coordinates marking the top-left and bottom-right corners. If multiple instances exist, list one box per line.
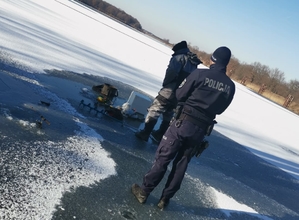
left=173, top=105, right=183, bottom=120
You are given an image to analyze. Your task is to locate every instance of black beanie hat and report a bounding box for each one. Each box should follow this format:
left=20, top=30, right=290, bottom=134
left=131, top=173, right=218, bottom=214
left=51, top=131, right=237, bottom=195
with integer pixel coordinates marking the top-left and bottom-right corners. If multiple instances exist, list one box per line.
left=172, top=41, right=187, bottom=52
left=211, top=46, right=231, bottom=66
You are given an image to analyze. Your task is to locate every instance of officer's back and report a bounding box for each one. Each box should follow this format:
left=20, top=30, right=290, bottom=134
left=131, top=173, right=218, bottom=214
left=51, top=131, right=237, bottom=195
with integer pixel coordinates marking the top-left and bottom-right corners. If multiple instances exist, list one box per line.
left=176, top=46, right=235, bottom=121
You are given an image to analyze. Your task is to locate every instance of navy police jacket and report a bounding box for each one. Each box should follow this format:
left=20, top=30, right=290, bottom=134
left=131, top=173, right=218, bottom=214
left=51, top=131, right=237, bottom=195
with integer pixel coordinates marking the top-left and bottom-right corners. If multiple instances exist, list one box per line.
left=176, top=63, right=235, bottom=120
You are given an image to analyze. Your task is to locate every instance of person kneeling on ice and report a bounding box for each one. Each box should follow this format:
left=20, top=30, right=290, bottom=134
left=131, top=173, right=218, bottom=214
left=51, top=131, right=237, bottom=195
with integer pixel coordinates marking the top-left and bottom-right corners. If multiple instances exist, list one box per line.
left=131, top=46, right=235, bottom=209
left=135, top=40, right=202, bottom=143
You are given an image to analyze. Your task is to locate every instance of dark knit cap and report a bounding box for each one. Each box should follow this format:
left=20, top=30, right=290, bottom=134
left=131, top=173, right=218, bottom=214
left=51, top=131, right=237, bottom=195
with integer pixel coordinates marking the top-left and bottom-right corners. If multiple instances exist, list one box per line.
left=172, top=41, right=187, bottom=52
left=211, top=46, right=231, bottom=66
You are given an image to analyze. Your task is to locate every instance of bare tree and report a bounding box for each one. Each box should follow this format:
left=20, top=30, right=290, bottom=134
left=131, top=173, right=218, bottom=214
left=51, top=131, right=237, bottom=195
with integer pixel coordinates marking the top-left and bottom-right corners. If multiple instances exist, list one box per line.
left=251, top=62, right=271, bottom=85
left=234, top=63, right=253, bottom=81
left=287, top=79, right=299, bottom=102
left=267, top=68, right=285, bottom=94
left=227, top=56, right=240, bottom=78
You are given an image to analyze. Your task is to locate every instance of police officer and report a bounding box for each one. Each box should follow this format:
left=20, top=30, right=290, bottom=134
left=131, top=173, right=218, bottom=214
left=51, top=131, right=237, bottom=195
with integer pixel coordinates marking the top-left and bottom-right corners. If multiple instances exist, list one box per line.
left=135, top=41, right=202, bottom=142
left=131, top=46, right=235, bottom=209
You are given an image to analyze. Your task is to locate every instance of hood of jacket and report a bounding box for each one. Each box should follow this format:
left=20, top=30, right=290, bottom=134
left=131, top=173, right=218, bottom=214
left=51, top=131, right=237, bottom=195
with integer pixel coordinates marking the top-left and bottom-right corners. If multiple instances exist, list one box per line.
left=187, top=52, right=202, bottom=66
left=173, top=48, right=202, bottom=66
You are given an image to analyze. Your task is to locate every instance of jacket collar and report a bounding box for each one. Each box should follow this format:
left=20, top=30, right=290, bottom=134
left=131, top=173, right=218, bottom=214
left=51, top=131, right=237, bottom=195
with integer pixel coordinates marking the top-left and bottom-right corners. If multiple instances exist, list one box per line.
left=210, top=63, right=227, bottom=72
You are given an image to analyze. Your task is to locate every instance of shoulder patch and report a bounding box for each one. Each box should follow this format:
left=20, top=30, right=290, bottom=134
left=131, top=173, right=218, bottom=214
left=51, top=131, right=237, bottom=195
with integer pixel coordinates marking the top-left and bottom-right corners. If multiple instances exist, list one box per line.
left=178, top=78, right=186, bottom=88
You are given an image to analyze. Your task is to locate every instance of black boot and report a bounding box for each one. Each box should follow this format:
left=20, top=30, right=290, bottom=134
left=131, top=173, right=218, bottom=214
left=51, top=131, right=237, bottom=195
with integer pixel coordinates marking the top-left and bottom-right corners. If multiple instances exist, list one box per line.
left=157, top=197, right=170, bottom=210
left=131, top=184, right=148, bottom=204
left=150, top=120, right=170, bottom=143
left=135, top=118, right=157, bottom=142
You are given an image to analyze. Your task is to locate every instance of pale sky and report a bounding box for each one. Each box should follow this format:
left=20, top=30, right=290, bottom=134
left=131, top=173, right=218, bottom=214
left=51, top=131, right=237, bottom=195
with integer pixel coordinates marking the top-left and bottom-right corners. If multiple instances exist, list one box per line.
left=105, top=0, right=299, bottom=82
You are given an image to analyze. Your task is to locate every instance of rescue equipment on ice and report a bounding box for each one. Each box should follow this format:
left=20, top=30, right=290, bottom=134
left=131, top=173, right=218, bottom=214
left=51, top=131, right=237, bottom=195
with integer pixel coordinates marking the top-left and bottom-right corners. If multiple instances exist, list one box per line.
left=79, top=83, right=152, bottom=123
left=92, top=83, right=118, bottom=105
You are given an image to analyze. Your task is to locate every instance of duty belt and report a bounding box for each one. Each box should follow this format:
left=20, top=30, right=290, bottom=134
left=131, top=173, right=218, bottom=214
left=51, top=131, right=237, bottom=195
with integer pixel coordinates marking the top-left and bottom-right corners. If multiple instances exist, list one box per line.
left=178, top=113, right=217, bottom=136
left=178, top=113, right=210, bottom=129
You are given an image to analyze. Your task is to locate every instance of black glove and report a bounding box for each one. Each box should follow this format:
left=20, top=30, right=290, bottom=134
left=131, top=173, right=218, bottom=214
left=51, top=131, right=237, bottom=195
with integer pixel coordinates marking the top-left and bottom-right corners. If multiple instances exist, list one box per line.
left=206, top=120, right=217, bottom=136
left=191, top=140, right=209, bottom=158
left=173, top=105, right=183, bottom=120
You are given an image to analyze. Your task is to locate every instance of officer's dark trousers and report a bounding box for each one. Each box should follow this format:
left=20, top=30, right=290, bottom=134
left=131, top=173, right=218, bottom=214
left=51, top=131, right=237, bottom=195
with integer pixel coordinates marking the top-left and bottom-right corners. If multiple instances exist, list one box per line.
left=141, top=119, right=205, bottom=199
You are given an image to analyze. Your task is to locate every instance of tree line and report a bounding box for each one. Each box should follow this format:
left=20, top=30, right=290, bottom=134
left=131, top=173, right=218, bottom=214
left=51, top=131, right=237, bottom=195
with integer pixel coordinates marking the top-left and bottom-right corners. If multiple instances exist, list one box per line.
left=77, top=0, right=299, bottom=114
left=78, top=0, right=142, bottom=31
left=186, top=46, right=299, bottom=104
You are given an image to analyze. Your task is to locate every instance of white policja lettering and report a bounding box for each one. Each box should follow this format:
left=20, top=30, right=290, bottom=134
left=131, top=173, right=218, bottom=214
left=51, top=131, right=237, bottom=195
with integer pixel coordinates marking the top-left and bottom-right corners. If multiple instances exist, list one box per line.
left=204, top=77, right=230, bottom=95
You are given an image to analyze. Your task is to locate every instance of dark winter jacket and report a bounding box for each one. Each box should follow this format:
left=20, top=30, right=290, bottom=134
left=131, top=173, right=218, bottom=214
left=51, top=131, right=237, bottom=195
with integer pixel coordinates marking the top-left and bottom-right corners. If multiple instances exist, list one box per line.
left=158, top=48, right=202, bottom=104
left=176, top=63, right=235, bottom=120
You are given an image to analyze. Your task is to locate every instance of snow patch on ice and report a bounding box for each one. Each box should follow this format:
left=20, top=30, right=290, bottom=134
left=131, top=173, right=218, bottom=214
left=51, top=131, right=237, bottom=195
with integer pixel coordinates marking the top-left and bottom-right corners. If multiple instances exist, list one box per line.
left=0, top=136, right=116, bottom=219
left=211, top=188, right=273, bottom=220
